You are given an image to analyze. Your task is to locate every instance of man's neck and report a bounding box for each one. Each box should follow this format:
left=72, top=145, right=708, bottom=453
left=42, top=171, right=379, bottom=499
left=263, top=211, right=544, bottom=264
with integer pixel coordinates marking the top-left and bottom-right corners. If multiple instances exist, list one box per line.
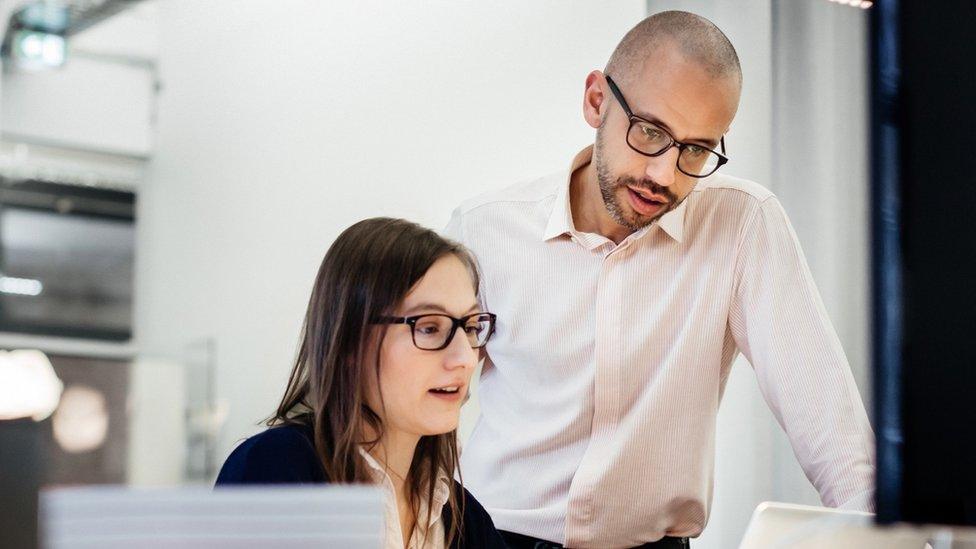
left=569, top=160, right=633, bottom=245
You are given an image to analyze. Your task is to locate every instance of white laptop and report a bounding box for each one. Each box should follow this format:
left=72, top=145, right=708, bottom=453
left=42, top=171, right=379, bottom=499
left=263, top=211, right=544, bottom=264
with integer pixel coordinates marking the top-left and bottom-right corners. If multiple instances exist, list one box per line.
left=738, top=501, right=933, bottom=549
left=41, top=485, right=384, bottom=549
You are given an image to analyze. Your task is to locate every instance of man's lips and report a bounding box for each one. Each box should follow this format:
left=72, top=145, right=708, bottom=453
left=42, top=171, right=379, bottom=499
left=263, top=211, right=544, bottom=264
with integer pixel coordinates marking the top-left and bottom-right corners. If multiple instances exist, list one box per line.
left=627, top=185, right=670, bottom=204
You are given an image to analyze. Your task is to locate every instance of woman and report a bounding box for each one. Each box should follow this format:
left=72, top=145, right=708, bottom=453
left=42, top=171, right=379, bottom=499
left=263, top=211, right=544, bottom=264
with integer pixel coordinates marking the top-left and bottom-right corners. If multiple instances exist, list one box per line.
left=216, top=217, right=506, bottom=549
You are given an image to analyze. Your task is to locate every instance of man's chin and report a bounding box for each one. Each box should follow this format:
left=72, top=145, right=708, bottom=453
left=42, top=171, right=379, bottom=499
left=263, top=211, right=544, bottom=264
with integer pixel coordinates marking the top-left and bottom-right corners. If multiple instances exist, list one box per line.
left=617, top=196, right=672, bottom=229
left=613, top=211, right=658, bottom=232
left=624, top=214, right=662, bottom=230
left=633, top=207, right=669, bottom=225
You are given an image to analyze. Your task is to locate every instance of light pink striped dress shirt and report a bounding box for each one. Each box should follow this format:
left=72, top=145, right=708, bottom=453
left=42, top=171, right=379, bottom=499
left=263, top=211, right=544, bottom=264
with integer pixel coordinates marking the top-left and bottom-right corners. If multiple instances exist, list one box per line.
left=445, top=146, right=875, bottom=548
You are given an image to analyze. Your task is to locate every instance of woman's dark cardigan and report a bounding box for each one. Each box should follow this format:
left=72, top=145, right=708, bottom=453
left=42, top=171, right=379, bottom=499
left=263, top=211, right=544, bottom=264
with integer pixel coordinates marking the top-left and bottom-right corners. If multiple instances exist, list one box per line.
left=215, top=423, right=507, bottom=549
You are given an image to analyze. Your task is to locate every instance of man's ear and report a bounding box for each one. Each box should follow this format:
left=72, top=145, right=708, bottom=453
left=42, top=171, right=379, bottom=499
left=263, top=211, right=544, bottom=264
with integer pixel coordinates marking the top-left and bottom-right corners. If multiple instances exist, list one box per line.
left=582, top=70, right=608, bottom=129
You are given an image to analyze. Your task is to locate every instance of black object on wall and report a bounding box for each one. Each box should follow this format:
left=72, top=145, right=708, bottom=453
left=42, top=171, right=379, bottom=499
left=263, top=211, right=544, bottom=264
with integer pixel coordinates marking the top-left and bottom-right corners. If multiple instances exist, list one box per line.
left=0, top=179, right=135, bottom=341
left=0, top=418, right=44, bottom=549
left=871, top=0, right=976, bottom=526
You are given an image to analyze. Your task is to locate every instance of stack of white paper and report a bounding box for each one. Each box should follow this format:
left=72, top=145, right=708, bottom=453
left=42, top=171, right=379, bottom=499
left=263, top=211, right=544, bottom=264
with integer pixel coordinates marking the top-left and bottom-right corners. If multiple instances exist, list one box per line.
left=41, top=485, right=384, bottom=548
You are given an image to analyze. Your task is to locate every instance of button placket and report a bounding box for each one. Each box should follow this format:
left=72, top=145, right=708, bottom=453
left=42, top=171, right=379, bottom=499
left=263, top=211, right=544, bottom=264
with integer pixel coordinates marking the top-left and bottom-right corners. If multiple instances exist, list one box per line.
left=565, top=247, right=625, bottom=547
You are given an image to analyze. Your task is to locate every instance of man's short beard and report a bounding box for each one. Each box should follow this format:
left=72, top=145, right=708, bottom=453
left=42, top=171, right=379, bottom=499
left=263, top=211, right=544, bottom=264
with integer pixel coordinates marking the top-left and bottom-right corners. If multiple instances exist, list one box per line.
left=593, top=127, right=678, bottom=232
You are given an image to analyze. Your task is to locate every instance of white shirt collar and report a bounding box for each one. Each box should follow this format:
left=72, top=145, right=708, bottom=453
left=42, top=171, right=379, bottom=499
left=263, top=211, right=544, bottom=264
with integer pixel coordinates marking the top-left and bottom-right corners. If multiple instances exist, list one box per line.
left=543, top=145, right=687, bottom=244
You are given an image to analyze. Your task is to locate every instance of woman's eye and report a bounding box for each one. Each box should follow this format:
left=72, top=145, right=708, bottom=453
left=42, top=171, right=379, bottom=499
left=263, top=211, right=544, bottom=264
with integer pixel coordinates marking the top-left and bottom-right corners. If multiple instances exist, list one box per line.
left=416, top=324, right=441, bottom=335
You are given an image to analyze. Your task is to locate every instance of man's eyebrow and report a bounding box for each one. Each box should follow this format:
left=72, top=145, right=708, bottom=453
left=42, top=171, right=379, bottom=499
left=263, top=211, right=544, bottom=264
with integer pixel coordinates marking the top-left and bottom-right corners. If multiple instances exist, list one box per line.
left=633, top=111, right=721, bottom=149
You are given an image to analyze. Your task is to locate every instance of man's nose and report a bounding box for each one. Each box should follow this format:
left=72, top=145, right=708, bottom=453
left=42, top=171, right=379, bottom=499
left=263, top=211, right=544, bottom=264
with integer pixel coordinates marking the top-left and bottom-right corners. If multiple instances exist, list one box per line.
left=644, top=146, right=680, bottom=187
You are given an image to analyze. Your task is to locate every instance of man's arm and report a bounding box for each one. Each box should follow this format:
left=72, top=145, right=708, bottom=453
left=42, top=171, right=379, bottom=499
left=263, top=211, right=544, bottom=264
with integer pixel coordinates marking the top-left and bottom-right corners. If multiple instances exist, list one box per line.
left=728, top=196, right=875, bottom=510
left=443, top=206, right=464, bottom=243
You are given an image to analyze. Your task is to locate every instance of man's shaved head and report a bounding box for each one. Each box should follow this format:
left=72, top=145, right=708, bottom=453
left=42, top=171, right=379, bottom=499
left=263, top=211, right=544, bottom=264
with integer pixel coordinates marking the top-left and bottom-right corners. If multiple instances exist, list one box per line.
left=605, top=11, right=741, bottom=89
left=578, top=11, right=743, bottom=241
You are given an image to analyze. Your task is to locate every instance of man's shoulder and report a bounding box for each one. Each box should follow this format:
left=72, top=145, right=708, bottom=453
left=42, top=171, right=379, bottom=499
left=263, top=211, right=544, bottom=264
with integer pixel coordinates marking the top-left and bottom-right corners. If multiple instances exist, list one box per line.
left=681, top=173, right=781, bottom=238
left=693, top=172, right=775, bottom=204
left=452, top=170, right=565, bottom=220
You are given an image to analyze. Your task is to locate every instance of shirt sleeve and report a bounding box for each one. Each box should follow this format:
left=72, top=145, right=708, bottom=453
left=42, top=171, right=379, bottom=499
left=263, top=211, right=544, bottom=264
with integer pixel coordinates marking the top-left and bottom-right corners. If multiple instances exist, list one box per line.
left=728, top=196, right=876, bottom=510
left=442, top=206, right=464, bottom=242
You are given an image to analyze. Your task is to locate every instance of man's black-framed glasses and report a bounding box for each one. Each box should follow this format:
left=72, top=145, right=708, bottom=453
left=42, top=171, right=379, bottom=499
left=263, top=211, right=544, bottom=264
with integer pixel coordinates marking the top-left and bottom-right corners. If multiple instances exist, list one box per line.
left=605, top=75, right=729, bottom=178
left=376, top=312, right=497, bottom=351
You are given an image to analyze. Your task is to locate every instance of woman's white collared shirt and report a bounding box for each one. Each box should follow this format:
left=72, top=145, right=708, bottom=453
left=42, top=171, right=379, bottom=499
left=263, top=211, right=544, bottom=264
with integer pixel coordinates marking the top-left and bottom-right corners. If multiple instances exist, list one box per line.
left=359, top=448, right=451, bottom=549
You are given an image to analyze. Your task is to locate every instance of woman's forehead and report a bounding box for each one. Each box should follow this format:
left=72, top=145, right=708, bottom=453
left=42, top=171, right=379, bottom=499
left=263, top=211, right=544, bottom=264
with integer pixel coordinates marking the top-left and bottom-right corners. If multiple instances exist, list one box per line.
left=399, top=255, right=478, bottom=314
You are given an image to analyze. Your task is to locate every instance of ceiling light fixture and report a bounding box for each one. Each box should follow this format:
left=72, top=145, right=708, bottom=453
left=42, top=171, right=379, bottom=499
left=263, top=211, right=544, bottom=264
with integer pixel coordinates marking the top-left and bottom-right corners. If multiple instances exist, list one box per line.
left=826, top=0, right=873, bottom=7
left=1, top=2, right=69, bottom=70
left=0, top=275, right=43, bottom=296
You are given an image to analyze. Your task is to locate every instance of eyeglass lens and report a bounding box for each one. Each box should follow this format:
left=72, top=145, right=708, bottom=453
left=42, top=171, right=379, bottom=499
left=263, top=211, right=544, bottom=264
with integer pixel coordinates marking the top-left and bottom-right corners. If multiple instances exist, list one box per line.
left=412, top=314, right=493, bottom=350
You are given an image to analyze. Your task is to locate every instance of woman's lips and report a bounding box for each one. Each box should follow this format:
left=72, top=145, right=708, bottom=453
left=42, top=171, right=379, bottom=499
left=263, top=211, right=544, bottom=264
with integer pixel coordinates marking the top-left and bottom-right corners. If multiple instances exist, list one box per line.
left=427, top=383, right=466, bottom=402
left=427, top=389, right=465, bottom=402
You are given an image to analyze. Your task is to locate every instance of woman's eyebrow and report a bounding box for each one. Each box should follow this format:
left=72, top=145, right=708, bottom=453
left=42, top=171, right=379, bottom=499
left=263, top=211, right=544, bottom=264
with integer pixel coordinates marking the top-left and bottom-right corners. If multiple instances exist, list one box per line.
left=401, top=302, right=481, bottom=315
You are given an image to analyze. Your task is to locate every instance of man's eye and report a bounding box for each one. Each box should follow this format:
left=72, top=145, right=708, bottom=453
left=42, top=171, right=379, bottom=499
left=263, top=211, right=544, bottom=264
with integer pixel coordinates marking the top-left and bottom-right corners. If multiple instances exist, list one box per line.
left=641, top=126, right=665, bottom=141
left=685, top=145, right=706, bottom=157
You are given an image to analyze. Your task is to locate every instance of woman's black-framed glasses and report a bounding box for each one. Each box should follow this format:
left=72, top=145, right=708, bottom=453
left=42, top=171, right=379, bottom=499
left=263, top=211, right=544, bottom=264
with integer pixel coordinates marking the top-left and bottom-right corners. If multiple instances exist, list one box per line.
left=376, top=312, right=497, bottom=351
left=605, top=75, right=729, bottom=178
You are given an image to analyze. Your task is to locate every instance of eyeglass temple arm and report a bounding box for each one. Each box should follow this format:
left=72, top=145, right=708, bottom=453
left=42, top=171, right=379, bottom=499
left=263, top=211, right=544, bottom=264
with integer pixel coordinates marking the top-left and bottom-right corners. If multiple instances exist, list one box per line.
left=376, top=316, right=409, bottom=324
left=604, top=75, right=633, bottom=117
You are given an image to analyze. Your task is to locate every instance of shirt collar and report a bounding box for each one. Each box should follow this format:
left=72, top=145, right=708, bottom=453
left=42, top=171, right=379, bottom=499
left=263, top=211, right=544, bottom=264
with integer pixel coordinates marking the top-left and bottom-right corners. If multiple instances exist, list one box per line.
left=542, top=146, right=590, bottom=241
left=358, top=446, right=452, bottom=528
left=543, top=145, right=687, bottom=244
left=656, top=198, right=687, bottom=243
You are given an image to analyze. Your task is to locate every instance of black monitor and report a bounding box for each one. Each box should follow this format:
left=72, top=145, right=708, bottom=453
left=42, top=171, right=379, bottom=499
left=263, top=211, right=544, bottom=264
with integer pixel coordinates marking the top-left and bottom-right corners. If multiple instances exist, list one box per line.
left=872, top=0, right=976, bottom=526
left=0, top=180, right=135, bottom=341
left=0, top=418, right=43, bottom=549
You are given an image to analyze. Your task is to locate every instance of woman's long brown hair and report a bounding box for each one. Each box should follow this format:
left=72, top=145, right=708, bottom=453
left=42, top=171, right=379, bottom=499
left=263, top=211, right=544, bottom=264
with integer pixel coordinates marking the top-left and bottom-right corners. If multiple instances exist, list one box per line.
left=269, top=217, right=478, bottom=546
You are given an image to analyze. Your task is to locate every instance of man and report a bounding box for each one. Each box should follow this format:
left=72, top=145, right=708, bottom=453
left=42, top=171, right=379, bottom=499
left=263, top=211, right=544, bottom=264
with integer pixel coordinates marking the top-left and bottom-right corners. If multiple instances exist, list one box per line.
left=445, top=10, right=874, bottom=549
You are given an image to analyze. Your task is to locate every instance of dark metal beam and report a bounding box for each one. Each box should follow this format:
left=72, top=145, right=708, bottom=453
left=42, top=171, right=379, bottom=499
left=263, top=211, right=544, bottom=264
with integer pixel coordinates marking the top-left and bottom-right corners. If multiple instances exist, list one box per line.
left=64, top=0, right=146, bottom=37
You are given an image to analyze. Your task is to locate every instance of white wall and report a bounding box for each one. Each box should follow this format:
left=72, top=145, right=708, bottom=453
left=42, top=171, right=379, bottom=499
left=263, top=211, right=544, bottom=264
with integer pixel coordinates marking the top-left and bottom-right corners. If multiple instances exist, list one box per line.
left=1, top=56, right=155, bottom=156
left=134, top=0, right=647, bottom=482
